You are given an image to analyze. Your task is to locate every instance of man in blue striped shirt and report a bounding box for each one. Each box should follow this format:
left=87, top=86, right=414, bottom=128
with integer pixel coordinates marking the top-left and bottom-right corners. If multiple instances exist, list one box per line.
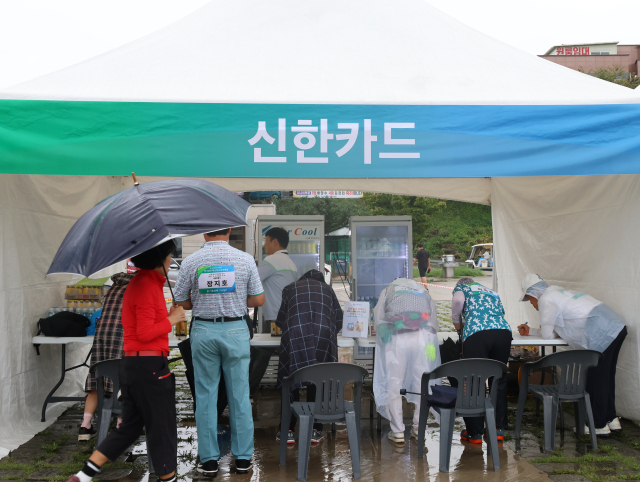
left=175, top=228, right=264, bottom=477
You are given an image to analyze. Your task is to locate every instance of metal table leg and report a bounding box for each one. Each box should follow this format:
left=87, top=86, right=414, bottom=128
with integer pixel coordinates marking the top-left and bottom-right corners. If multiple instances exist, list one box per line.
left=371, top=346, right=381, bottom=432
left=40, top=345, right=91, bottom=422
left=536, top=345, right=546, bottom=418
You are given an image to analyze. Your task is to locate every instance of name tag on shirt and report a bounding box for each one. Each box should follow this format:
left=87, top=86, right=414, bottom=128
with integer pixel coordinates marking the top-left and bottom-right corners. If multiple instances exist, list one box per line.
left=197, top=265, right=236, bottom=294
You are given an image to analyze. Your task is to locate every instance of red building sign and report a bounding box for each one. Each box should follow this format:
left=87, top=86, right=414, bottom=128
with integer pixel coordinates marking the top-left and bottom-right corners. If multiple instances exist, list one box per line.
left=557, top=47, right=590, bottom=55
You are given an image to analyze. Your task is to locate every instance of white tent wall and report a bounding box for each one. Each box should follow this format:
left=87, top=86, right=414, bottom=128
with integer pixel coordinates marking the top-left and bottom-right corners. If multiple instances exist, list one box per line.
left=0, top=174, right=126, bottom=456
left=492, top=174, right=640, bottom=422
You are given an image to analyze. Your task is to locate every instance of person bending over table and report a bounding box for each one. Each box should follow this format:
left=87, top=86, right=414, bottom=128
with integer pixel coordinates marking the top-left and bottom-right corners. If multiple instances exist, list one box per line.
left=373, top=277, right=440, bottom=445
left=275, top=269, right=343, bottom=445
left=517, top=273, right=627, bottom=436
left=67, top=241, right=186, bottom=482
left=452, top=277, right=512, bottom=444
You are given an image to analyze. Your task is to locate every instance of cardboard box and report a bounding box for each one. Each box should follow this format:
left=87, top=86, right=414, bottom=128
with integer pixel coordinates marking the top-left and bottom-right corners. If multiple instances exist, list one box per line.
left=509, top=358, right=557, bottom=386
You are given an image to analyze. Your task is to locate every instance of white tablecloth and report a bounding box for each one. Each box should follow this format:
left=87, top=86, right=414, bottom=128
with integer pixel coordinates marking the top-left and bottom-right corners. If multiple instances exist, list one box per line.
left=32, top=334, right=356, bottom=349
left=354, top=332, right=568, bottom=348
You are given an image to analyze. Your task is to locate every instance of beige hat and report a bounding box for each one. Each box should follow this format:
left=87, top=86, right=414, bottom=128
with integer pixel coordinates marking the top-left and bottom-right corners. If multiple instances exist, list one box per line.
left=520, top=273, right=544, bottom=301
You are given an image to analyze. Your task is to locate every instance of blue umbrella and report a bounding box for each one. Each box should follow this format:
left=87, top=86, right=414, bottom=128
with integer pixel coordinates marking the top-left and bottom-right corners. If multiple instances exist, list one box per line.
left=47, top=178, right=251, bottom=277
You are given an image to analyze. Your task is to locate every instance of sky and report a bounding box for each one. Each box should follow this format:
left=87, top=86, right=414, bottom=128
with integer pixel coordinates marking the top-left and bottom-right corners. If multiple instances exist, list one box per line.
left=1, top=0, right=639, bottom=90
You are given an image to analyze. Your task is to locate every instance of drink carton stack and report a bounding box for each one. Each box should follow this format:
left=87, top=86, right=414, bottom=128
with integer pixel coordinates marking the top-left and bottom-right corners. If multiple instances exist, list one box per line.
left=47, top=282, right=105, bottom=318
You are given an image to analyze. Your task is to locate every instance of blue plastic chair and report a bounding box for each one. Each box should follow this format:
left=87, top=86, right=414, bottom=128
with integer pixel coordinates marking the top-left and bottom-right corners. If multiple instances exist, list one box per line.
left=91, top=359, right=123, bottom=446
left=515, top=350, right=602, bottom=452
left=279, top=363, right=368, bottom=481
left=415, top=358, right=507, bottom=472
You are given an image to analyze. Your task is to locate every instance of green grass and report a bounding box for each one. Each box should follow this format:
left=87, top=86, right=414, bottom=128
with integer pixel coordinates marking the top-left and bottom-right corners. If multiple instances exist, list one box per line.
left=413, top=266, right=485, bottom=279
left=0, top=451, right=141, bottom=482
left=532, top=445, right=640, bottom=482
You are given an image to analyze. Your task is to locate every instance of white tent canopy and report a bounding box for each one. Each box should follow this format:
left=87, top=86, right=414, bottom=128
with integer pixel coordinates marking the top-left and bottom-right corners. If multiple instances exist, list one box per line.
left=1, top=0, right=640, bottom=455
left=2, top=0, right=637, bottom=105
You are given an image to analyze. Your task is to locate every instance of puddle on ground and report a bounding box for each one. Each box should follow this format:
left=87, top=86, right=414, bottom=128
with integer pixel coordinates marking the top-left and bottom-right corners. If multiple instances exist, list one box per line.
left=127, top=386, right=550, bottom=482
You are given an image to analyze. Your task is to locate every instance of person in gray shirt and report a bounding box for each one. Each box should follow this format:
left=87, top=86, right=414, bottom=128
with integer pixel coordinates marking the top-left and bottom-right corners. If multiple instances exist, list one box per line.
left=258, top=227, right=299, bottom=329
left=248, top=227, right=298, bottom=395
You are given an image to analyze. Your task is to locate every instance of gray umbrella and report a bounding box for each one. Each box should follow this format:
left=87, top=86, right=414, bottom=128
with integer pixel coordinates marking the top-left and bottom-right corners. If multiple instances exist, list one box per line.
left=47, top=178, right=251, bottom=277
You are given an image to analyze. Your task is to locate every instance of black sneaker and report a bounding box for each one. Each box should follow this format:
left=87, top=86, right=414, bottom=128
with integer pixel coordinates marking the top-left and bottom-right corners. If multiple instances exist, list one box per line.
left=235, top=459, right=252, bottom=474
left=77, top=426, right=96, bottom=441
left=311, top=429, right=324, bottom=444
left=276, top=430, right=295, bottom=444
left=196, top=460, right=218, bottom=477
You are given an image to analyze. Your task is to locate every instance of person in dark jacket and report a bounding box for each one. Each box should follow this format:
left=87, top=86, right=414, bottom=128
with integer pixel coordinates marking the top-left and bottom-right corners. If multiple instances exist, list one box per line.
left=79, top=272, right=136, bottom=441
left=275, top=269, right=343, bottom=445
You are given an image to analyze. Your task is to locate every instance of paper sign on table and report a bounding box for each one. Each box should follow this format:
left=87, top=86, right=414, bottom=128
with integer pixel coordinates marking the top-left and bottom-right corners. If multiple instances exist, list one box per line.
left=343, top=301, right=370, bottom=338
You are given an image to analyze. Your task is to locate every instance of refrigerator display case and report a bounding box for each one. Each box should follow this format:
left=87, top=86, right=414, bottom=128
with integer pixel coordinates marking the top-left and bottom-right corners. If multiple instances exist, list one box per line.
left=256, top=215, right=325, bottom=279
left=349, top=216, right=412, bottom=368
left=349, top=216, right=412, bottom=305
left=256, top=215, right=325, bottom=334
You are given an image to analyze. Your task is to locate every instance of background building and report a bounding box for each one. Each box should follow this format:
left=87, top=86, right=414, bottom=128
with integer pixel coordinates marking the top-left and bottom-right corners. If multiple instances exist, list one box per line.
left=539, top=42, right=640, bottom=75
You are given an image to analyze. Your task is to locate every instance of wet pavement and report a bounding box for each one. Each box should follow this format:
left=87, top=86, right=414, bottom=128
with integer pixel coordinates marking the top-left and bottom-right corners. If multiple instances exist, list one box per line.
left=0, top=347, right=551, bottom=482
left=4, top=327, right=640, bottom=482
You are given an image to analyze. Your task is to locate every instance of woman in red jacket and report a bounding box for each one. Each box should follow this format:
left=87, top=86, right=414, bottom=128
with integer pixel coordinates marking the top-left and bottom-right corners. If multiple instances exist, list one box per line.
left=67, top=241, right=186, bottom=482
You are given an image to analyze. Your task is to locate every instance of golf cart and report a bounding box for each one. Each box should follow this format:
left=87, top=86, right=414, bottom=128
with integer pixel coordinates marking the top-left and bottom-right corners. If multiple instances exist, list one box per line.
left=465, top=243, right=493, bottom=270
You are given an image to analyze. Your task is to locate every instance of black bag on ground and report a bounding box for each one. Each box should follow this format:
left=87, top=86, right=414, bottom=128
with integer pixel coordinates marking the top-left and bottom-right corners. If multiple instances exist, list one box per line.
left=37, top=311, right=90, bottom=337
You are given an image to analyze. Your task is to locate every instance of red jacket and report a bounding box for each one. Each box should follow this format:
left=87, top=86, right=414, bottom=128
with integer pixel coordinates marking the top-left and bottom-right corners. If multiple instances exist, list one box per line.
left=122, top=269, right=172, bottom=352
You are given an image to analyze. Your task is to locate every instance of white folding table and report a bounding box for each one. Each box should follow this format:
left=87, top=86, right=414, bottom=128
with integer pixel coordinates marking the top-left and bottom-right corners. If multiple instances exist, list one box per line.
left=32, top=333, right=356, bottom=421
left=32, top=336, right=95, bottom=422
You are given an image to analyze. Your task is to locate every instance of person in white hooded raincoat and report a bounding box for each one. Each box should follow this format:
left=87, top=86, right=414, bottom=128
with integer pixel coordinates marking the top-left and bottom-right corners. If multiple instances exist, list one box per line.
left=373, top=278, right=440, bottom=444
left=517, top=273, right=627, bottom=436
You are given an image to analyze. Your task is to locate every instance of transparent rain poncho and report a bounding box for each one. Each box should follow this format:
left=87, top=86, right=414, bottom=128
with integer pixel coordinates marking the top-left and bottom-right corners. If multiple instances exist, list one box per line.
left=372, top=278, right=441, bottom=422
left=538, top=285, right=626, bottom=352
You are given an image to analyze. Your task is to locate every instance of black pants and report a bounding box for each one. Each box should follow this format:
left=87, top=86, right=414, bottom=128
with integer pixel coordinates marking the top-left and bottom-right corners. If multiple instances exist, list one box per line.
left=98, top=357, right=177, bottom=476
left=586, top=326, right=627, bottom=428
left=280, top=386, right=323, bottom=432
left=249, top=346, right=277, bottom=396
left=462, top=329, right=512, bottom=434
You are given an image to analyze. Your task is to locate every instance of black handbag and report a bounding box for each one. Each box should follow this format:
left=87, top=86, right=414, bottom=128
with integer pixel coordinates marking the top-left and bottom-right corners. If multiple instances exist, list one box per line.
left=427, top=385, right=458, bottom=408
left=37, top=311, right=90, bottom=337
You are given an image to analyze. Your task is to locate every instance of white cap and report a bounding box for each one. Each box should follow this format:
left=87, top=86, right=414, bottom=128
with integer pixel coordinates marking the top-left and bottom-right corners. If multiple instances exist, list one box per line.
left=520, top=273, right=544, bottom=302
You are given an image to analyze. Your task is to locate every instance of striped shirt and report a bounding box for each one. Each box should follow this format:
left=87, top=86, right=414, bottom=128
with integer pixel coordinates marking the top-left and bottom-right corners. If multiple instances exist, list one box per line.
left=174, top=241, right=263, bottom=318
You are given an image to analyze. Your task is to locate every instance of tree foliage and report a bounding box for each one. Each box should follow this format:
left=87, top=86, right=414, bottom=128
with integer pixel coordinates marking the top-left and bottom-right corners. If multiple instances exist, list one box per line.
left=361, top=193, right=446, bottom=250
left=579, top=64, right=640, bottom=89
left=272, top=197, right=371, bottom=233
left=269, top=194, right=493, bottom=262
left=423, top=200, right=493, bottom=260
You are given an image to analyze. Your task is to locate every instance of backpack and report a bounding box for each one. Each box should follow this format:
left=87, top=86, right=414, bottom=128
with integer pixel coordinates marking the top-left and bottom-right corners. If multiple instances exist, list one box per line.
left=37, top=311, right=90, bottom=337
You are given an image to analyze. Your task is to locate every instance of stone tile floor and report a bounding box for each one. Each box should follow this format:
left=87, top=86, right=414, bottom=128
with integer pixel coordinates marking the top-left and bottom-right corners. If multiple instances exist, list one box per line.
left=3, top=351, right=639, bottom=482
